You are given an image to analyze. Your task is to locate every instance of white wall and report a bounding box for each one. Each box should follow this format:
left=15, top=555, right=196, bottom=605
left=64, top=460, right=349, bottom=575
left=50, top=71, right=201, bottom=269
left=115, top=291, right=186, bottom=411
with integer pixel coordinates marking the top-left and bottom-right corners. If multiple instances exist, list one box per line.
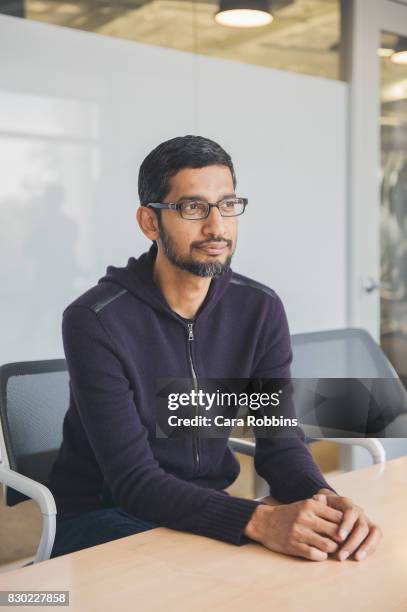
left=0, top=14, right=348, bottom=364
left=195, top=57, right=347, bottom=337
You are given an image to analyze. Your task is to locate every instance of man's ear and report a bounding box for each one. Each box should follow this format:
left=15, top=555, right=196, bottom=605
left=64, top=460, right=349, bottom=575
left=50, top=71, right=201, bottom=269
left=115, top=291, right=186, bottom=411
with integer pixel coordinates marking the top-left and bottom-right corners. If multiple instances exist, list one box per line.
left=136, top=206, right=160, bottom=241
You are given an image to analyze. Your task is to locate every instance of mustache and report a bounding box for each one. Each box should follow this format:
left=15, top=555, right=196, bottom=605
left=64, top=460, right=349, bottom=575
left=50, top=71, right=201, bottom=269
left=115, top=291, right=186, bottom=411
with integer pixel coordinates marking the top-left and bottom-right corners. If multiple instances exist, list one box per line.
left=191, top=238, right=232, bottom=248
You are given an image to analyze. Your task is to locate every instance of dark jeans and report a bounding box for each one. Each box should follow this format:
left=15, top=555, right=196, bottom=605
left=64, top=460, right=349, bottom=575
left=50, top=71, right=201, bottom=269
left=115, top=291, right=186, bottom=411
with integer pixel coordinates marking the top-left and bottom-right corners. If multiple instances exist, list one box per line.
left=50, top=507, right=157, bottom=558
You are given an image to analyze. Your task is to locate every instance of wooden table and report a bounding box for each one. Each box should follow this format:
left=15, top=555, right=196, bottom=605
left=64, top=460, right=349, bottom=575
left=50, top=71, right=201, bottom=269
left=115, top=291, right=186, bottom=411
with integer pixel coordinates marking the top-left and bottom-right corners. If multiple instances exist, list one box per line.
left=1, top=457, right=407, bottom=611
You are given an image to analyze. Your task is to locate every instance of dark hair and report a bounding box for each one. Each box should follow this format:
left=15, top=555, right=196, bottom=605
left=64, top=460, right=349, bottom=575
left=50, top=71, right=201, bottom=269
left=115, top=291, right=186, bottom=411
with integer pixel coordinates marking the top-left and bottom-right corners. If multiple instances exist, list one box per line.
left=138, top=135, right=237, bottom=215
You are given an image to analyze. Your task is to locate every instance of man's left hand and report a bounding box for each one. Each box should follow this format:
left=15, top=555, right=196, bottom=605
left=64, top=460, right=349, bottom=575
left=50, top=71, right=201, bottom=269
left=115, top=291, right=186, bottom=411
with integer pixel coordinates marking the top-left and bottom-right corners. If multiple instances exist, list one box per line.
left=313, top=490, right=382, bottom=561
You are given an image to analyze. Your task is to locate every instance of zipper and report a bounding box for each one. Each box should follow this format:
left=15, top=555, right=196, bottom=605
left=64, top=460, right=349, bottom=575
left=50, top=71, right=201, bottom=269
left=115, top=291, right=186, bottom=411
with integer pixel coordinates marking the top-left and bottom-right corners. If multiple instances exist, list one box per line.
left=186, top=322, right=200, bottom=473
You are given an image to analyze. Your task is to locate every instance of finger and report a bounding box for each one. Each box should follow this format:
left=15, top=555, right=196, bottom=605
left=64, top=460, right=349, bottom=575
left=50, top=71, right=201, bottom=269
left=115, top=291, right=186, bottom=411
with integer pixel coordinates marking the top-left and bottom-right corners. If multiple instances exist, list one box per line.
left=313, top=494, right=327, bottom=504
left=337, top=507, right=360, bottom=541
left=300, top=508, right=343, bottom=540
left=336, top=518, right=370, bottom=561
left=295, top=542, right=328, bottom=562
left=313, top=502, right=343, bottom=524
left=299, top=527, right=339, bottom=555
left=312, top=517, right=344, bottom=542
left=324, top=495, right=355, bottom=514
left=353, top=525, right=383, bottom=561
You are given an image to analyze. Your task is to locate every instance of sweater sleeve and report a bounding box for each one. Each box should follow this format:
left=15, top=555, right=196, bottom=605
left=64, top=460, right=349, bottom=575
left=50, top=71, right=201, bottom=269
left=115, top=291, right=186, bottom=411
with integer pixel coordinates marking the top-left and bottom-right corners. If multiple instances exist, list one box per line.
left=251, top=293, right=337, bottom=501
left=62, top=305, right=259, bottom=545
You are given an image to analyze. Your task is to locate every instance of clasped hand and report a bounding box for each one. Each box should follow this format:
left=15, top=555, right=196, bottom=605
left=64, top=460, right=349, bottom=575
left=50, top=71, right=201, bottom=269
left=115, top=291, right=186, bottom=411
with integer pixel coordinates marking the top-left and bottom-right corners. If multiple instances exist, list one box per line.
left=244, top=491, right=382, bottom=562
left=312, top=490, right=382, bottom=562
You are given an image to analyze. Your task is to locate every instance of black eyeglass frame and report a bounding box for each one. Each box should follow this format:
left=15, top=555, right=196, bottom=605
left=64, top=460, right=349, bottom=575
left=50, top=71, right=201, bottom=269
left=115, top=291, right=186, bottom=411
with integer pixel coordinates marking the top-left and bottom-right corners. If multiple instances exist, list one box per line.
left=145, top=197, right=248, bottom=220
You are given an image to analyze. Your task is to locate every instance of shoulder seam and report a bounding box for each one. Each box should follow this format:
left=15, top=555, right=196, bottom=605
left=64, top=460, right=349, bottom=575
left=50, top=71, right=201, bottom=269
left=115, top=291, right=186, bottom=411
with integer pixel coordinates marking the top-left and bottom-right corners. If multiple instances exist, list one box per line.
left=90, top=286, right=128, bottom=313
left=230, top=275, right=276, bottom=299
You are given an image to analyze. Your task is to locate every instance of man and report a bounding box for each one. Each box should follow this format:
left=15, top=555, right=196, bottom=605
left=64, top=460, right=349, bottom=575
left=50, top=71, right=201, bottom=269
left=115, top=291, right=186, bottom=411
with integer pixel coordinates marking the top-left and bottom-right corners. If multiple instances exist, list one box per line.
left=48, top=135, right=382, bottom=562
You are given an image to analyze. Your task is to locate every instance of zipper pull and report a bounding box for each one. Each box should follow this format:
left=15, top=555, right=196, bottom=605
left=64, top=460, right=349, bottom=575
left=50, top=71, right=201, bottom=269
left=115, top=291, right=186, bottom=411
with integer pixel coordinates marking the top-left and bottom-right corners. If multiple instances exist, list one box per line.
left=187, top=323, right=194, bottom=341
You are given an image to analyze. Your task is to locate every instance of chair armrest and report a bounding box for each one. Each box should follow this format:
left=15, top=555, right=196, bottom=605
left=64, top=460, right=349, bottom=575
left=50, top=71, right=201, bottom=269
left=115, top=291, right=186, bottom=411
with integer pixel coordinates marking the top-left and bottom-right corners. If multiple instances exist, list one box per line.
left=312, top=437, right=386, bottom=464
left=0, top=463, right=56, bottom=563
left=229, top=437, right=386, bottom=464
left=229, top=438, right=255, bottom=457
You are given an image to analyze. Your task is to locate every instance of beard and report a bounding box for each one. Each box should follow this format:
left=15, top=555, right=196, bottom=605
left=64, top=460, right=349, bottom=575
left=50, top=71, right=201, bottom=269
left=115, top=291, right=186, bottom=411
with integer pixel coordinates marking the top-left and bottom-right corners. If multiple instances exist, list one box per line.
left=157, top=218, right=234, bottom=278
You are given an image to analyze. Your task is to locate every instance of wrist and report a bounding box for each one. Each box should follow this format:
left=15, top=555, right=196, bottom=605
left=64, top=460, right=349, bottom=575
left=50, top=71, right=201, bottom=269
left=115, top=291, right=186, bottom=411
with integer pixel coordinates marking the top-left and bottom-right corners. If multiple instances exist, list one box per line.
left=244, top=504, right=273, bottom=543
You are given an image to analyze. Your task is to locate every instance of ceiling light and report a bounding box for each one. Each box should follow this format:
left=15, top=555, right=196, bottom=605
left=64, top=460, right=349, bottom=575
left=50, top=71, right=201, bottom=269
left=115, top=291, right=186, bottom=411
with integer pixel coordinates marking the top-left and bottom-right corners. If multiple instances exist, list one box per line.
left=391, top=36, right=407, bottom=64
left=378, top=47, right=395, bottom=58
left=215, top=0, right=273, bottom=28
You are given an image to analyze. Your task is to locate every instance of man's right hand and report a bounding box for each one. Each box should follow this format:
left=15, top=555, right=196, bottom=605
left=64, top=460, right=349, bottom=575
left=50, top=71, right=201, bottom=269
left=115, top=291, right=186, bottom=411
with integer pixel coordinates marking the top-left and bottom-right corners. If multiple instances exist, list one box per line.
left=244, top=499, right=344, bottom=561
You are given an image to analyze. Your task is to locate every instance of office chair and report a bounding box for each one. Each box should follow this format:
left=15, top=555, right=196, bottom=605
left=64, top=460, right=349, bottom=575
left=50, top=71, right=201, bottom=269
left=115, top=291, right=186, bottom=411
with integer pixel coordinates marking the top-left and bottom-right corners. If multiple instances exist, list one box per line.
left=0, top=360, right=68, bottom=565
left=229, top=328, right=395, bottom=497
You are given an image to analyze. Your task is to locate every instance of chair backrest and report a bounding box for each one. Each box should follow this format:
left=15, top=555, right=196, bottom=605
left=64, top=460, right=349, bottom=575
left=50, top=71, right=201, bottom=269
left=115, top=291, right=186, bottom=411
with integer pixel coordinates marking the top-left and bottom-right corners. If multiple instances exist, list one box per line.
left=290, top=328, right=407, bottom=437
left=291, top=328, right=398, bottom=378
left=0, top=359, right=69, bottom=506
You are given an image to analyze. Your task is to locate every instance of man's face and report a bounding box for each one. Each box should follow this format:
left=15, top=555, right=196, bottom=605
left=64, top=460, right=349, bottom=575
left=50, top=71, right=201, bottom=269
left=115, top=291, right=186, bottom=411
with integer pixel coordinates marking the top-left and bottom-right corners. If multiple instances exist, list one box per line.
left=156, top=164, right=238, bottom=277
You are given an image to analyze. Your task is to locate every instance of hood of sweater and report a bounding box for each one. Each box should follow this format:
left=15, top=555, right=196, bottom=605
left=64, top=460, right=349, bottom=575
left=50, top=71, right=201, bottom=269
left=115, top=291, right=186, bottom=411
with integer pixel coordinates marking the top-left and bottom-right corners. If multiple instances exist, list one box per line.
left=98, top=242, right=233, bottom=323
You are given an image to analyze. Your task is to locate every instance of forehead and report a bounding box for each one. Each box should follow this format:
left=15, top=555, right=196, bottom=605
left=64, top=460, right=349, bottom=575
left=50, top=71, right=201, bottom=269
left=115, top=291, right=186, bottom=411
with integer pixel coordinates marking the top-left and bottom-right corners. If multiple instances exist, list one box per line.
left=167, top=165, right=234, bottom=197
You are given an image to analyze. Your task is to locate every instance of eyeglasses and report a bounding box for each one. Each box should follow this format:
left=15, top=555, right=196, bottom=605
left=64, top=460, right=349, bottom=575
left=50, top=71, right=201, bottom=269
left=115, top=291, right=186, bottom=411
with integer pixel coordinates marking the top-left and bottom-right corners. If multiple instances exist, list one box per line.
left=145, top=197, right=248, bottom=220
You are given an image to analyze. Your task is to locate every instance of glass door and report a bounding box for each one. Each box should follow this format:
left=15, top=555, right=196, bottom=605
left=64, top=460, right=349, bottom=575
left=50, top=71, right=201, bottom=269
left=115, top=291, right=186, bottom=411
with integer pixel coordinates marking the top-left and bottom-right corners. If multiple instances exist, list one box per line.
left=346, top=1, right=407, bottom=470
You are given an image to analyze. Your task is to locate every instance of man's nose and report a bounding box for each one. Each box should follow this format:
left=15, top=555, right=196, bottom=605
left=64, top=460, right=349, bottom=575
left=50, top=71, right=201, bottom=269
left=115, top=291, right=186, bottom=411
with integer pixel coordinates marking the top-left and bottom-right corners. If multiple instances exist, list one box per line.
left=202, top=206, right=226, bottom=237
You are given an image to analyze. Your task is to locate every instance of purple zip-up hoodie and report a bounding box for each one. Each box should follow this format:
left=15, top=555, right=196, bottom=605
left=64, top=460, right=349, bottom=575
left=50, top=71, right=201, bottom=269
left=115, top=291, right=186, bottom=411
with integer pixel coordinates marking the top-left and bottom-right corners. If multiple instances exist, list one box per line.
left=47, top=243, right=334, bottom=544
